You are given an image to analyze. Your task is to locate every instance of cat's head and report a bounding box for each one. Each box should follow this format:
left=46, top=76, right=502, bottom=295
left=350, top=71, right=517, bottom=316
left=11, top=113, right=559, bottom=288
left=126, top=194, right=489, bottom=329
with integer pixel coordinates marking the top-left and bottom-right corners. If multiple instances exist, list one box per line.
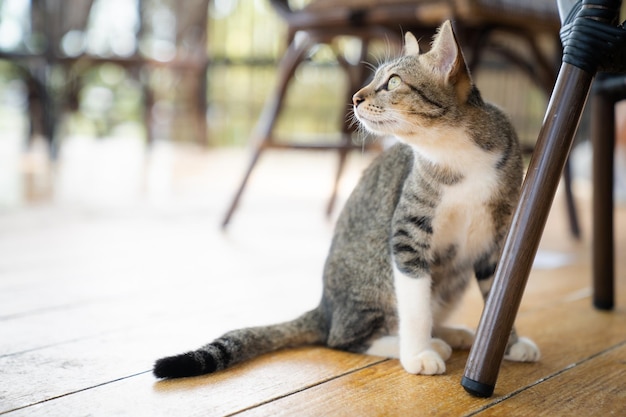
left=352, top=20, right=475, bottom=139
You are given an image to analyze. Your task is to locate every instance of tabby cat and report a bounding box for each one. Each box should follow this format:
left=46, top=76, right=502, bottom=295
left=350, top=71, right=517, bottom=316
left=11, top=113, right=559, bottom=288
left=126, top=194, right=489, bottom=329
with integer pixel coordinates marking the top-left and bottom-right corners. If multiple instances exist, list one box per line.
left=153, top=20, right=540, bottom=379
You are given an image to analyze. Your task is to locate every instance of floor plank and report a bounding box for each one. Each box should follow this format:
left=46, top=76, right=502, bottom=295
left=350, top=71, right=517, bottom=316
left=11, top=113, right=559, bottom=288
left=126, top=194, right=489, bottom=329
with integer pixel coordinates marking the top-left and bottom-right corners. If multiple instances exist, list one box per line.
left=2, top=348, right=383, bottom=417
left=477, top=343, right=626, bottom=417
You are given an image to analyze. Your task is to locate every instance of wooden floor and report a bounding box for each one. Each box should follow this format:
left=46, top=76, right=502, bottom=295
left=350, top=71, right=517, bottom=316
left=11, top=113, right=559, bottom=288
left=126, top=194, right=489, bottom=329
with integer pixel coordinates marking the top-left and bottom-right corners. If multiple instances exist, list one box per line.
left=0, top=139, right=625, bottom=416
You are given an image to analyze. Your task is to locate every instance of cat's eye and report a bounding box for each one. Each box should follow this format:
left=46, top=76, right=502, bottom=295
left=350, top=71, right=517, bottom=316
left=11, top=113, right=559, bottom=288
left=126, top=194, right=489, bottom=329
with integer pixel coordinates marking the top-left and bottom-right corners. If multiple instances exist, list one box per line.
left=386, top=75, right=402, bottom=90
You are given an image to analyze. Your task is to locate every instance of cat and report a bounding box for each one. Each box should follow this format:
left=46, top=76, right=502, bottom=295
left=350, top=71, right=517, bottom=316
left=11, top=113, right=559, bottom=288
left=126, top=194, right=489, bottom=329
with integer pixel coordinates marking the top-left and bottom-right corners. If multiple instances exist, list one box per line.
left=153, top=20, right=540, bottom=379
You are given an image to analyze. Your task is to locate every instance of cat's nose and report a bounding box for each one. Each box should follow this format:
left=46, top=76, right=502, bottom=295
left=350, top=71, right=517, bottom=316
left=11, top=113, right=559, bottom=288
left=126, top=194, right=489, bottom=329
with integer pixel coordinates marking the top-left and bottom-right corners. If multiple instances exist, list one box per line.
left=352, top=93, right=365, bottom=107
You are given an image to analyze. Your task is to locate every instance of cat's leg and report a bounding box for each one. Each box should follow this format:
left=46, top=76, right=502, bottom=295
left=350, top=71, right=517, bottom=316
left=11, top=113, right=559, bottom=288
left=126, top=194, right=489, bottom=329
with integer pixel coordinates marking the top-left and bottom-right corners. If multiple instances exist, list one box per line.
left=432, top=325, right=475, bottom=350
left=366, top=335, right=452, bottom=361
left=390, top=198, right=446, bottom=374
left=432, top=271, right=475, bottom=350
left=503, top=327, right=541, bottom=362
left=366, top=335, right=400, bottom=358
left=394, top=266, right=447, bottom=375
left=474, top=256, right=541, bottom=363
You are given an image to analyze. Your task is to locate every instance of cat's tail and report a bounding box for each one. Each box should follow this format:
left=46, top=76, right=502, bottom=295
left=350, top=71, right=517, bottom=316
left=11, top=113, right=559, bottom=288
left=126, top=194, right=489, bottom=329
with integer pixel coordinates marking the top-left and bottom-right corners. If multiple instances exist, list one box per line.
left=153, top=307, right=328, bottom=379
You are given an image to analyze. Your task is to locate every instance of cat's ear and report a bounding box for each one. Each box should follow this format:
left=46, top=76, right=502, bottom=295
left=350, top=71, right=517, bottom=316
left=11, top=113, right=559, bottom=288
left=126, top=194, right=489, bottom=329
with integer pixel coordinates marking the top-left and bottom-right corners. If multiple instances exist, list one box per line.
left=403, top=32, right=420, bottom=56
left=430, top=20, right=472, bottom=100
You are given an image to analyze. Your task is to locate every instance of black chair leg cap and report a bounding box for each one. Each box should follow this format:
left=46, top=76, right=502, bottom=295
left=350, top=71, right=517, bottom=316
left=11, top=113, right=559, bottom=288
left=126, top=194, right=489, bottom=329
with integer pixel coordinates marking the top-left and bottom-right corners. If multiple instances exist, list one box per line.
left=593, top=299, right=614, bottom=311
left=461, top=376, right=494, bottom=398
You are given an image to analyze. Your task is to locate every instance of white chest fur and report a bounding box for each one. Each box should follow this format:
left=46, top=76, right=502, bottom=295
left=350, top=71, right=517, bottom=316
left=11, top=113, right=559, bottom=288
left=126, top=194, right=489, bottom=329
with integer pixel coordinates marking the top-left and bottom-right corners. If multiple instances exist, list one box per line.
left=432, top=172, right=496, bottom=260
left=411, top=133, right=500, bottom=260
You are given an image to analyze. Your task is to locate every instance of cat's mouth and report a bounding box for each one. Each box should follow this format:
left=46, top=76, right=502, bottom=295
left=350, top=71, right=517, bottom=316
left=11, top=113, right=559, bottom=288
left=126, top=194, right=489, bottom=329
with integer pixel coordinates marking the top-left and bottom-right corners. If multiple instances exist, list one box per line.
left=355, top=113, right=397, bottom=133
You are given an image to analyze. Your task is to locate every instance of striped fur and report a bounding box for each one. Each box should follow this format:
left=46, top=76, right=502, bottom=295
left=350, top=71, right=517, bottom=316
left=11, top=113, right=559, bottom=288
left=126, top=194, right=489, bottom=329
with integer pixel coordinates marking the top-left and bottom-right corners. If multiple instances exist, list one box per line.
left=153, top=20, right=540, bottom=380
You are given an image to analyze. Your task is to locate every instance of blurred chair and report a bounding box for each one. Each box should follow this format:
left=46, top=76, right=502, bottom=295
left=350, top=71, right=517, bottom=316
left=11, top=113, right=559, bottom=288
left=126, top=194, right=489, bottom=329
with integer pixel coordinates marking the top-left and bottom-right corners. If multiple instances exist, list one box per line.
left=222, top=0, right=579, bottom=235
left=141, top=0, right=211, bottom=145
left=0, top=0, right=210, bottom=156
left=220, top=0, right=447, bottom=227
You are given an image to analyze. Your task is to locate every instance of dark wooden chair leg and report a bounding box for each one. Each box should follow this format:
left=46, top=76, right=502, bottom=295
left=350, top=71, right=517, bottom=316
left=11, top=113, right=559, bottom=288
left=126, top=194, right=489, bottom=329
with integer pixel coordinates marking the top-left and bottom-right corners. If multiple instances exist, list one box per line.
left=325, top=38, right=375, bottom=217
left=563, top=157, right=582, bottom=238
left=221, top=37, right=312, bottom=228
left=462, top=63, right=595, bottom=398
left=221, top=146, right=265, bottom=228
left=591, top=75, right=625, bottom=311
left=326, top=142, right=350, bottom=217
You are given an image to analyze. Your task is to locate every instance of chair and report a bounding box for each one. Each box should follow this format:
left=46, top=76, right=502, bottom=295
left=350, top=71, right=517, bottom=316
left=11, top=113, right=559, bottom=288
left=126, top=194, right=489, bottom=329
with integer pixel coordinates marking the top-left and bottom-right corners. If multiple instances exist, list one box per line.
left=462, top=0, right=625, bottom=397
left=0, top=0, right=210, bottom=157
left=221, top=0, right=581, bottom=236
left=591, top=73, right=626, bottom=310
left=220, top=0, right=449, bottom=227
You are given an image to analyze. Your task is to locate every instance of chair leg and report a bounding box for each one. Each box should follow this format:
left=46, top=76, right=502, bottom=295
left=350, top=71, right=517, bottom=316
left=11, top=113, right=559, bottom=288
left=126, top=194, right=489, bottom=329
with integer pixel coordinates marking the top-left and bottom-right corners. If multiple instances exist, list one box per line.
left=591, top=84, right=616, bottom=310
left=325, top=38, right=373, bottom=217
left=221, top=145, right=265, bottom=228
left=563, top=157, right=582, bottom=238
left=221, top=37, right=312, bottom=228
left=326, top=139, right=351, bottom=217
left=462, top=63, right=594, bottom=398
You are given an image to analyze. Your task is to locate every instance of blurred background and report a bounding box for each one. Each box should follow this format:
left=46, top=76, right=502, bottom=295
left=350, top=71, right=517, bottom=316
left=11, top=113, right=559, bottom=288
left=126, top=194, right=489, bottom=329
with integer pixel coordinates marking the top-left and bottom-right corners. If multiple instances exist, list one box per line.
left=0, top=0, right=619, bottom=214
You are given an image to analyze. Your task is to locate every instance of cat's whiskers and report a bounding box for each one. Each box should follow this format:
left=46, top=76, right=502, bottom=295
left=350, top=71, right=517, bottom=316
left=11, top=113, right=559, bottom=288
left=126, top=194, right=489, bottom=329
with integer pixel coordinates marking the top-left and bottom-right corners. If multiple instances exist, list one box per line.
left=367, top=38, right=398, bottom=74
left=362, top=60, right=378, bottom=74
left=344, top=104, right=380, bottom=150
left=345, top=104, right=358, bottom=127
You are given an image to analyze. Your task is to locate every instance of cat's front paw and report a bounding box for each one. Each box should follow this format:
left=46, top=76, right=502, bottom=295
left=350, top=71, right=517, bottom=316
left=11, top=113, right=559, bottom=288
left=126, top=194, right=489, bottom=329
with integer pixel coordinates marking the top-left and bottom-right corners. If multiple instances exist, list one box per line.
left=504, top=337, right=541, bottom=362
left=400, top=349, right=446, bottom=375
